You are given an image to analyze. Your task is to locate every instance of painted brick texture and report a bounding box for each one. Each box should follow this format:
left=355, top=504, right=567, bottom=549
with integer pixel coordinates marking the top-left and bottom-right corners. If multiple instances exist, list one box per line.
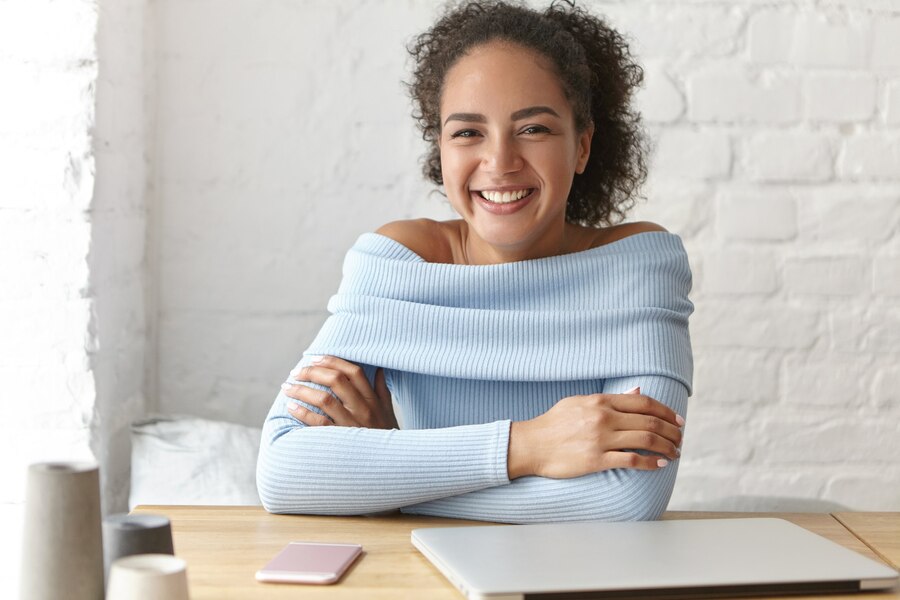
left=0, top=10, right=148, bottom=599
left=624, top=1, right=900, bottom=511
left=1, top=1, right=103, bottom=595
left=0, top=0, right=98, bottom=507
left=150, top=0, right=900, bottom=514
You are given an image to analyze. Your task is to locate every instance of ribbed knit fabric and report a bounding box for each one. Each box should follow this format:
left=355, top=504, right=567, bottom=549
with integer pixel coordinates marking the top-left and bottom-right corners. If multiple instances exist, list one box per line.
left=256, top=231, right=693, bottom=523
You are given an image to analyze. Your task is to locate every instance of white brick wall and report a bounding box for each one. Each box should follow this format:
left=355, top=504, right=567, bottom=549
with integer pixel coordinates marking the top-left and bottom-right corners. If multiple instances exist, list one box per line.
left=886, top=81, right=900, bottom=124
left=0, top=0, right=98, bottom=499
left=150, top=0, right=900, bottom=512
left=1, top=1, right=99, bottom=595
left=873, top=256, right=900, bottom=295
left=700, top=249, right=778, bottom=295
left=636, top=61, right=685, bottom=123
left=626, top=0, right=900, bottom=510
left=715, top=189, right=798, bottom=241
left=872, top=16, right=900, bottom=69
left=750, top=10, right=870, bottom=68
left=687, top=65, right=801, bottom=124
left=0, top=0, right=149, bottom=593
left=839, top=133, right=900, bottom=180
left=741, top=132, right=835, bottom=182
left=783, top=256, right=870, bottom=296
left=805, top=73, right=877, bottom=122
left=652, top=129, right=732, bottom=180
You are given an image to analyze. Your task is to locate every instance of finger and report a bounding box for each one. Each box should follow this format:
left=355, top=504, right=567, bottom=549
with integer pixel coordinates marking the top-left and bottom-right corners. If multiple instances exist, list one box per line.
left=614, top=413, right=683, bottom=447
left=293, top=365, right=367, bottom=411
left=312, top=357, right=374, bottom=401
left=280, top=382, right=307, bottom=401
left=610, top=393, right=682, bottom=426
left=300, top=357, right=376, bottom=406
left=600, top=451, right=672, bottom=471
left=611, top=430, right=680, bottom=460
left=286, top=384, right=355, bottom=425
left=285, top=401, right=333, bottom=427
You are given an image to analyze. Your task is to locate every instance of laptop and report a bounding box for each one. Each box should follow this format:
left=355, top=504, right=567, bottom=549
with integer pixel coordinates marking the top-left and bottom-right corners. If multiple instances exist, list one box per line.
left=411, top=518, right=898, bottom=599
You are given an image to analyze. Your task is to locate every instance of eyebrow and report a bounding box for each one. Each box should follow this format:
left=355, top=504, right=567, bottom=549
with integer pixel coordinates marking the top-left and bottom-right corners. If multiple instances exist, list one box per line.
left=443, top=105, right=561, bottom=126
left=511, top=105, right=560, bottom=121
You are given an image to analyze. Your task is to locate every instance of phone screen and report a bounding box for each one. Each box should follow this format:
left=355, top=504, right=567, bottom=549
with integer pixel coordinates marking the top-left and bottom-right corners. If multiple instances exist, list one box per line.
left=255, top=542, right=363, bottom=584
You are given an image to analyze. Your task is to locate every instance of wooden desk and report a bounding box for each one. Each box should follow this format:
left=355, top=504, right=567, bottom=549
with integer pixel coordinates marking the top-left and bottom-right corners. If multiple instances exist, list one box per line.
left=835, top=513, right=900, bottom=571
left=133, top=506, right=899, bottom=599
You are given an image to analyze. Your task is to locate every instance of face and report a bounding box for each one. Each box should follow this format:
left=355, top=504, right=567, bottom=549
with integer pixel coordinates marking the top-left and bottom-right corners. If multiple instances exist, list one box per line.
left=438, top=41, right=593, bottom=262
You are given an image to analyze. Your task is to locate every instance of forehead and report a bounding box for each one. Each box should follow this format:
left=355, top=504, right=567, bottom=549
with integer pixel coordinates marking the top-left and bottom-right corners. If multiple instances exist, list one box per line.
left=440, top=41, right=572, bottom=118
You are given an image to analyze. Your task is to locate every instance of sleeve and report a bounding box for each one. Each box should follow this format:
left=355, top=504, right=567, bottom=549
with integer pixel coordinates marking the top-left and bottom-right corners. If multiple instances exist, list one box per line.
left=400, top=375, right=688, bottom=523
left=255, top=358, right=511, bottom=515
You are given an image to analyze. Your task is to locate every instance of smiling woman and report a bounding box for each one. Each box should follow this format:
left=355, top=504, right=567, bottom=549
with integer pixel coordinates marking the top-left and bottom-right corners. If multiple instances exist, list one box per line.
left=256, top=0, right=693, bottom=523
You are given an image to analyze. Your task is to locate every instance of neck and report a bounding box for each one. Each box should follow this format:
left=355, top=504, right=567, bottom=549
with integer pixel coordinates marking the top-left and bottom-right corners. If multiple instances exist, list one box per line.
left=459, top=221, right=581, bottom=265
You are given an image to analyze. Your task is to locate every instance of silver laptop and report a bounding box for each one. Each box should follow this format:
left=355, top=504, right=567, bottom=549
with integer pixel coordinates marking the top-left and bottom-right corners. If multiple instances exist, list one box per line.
left=411, top=518, right=898, bottom=599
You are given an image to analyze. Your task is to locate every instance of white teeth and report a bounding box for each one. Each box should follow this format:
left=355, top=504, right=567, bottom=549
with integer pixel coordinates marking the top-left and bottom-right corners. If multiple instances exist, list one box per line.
left=478, top=189, right=531, bottom=204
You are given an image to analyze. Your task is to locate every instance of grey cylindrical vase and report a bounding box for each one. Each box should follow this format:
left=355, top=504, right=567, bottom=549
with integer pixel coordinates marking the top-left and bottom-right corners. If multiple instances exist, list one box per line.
left=103, top=514, right=174, bottom=581
left=20, top=462, right=104, bottom=600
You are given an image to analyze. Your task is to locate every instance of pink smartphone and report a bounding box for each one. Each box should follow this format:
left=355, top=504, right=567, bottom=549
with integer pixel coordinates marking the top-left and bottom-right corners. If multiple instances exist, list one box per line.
left=255, top=541, right=363, bottom=584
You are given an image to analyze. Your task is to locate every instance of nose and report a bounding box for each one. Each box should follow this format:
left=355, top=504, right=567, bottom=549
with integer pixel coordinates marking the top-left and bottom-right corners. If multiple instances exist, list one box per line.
left=481, top=136, right=523, bottom=175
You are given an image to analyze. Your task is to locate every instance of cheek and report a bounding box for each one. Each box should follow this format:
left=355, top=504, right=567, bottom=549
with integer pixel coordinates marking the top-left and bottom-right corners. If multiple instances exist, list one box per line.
left=529, top=144, right=577, bottom=181
left=439, top=146, right=471, bottom=185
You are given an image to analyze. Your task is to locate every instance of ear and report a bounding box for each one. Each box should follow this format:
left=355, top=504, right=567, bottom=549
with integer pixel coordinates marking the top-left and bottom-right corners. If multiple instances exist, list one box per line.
left=574, top=122, right=594, bottom=174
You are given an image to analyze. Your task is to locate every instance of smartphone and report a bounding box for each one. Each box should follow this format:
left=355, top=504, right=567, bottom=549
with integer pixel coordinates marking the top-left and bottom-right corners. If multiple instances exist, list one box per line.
left=255, top=541, right=363, bottom=584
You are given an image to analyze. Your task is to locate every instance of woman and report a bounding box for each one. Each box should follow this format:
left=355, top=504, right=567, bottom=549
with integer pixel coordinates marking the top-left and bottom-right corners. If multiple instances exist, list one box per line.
left=256, top=0, right=692, bottom=523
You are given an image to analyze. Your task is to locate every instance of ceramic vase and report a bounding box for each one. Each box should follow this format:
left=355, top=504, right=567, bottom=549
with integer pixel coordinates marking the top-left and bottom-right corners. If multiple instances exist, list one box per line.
left=20, top=462, right=104, bottom=600
left=106, top=554, right=189, bottom=600
left=102, top=513, right=174, bottom=581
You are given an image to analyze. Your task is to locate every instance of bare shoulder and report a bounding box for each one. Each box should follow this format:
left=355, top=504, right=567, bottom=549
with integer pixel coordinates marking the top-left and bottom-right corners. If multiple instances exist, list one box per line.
left=589, top=221, right=668, bottom=248
left=375, top=219, right=455, bottom=263
left=617, top=221, right=668, bottom=236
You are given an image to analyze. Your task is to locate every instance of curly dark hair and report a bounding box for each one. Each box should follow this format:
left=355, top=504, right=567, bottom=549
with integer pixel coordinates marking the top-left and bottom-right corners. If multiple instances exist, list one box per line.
left=407, top=0, right=647, bottom=227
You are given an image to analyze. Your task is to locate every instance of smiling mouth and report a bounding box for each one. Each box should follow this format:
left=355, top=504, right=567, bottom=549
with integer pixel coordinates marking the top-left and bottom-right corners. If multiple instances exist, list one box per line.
left=476, top=189, right=535, bottom=204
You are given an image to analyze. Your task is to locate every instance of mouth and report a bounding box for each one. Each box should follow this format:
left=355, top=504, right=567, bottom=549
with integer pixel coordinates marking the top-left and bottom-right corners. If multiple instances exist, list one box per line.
left=474, top=188, right=536, bottom=204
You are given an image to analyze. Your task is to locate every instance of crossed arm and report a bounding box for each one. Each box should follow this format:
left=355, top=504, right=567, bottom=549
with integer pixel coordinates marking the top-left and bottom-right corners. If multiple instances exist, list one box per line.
left=401, top=374, right=687, bottom=523
left=256, top=356, right=686, bottom=523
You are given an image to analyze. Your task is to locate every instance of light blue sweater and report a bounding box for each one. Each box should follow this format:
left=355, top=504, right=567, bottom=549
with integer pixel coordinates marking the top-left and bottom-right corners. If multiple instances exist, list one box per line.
left=257, top=231, right=693, bottom=523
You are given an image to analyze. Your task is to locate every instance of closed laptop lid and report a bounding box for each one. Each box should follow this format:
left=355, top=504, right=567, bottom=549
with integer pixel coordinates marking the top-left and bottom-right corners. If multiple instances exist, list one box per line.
left=411, top=518, right=898, bottom=600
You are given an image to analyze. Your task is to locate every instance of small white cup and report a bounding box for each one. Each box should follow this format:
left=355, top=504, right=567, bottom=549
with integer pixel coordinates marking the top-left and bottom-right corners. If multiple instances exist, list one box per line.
left=106, top=554, right=189, bottom=600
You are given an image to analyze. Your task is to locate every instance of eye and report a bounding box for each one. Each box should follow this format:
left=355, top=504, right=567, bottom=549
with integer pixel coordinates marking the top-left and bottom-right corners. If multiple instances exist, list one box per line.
left=521, top=125, right=551, bottom=135
left=449, top=129, right=481, bottom=139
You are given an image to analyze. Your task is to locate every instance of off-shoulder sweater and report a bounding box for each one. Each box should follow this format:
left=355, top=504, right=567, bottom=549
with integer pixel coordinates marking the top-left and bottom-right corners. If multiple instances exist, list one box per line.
left=256, top=231, right=693, bottom=523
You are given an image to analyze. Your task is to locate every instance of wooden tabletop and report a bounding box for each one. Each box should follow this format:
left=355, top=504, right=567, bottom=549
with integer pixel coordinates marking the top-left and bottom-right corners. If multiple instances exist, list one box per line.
left=132, top=506, right=899, bottom=599
left=834, top=513, right=900, bottom=571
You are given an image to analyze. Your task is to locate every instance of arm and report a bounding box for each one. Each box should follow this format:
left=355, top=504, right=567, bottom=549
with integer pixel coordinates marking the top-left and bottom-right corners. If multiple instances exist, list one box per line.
left=266, top=361, right=687, bottom=522
left=255, top=358, right=511, bottom=515
left=400, top=375, right=687, bottom=523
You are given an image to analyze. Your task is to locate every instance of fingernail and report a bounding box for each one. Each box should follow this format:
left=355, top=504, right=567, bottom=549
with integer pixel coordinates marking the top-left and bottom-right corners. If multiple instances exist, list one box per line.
left=311, top=356, right=325, bottom=364
left=676, top=414, right=686, bottom=427
left=657, top=459, right=669, bottom=468
left=280, top=383, right=291, bottom=391
left=290, top=368, right=300, bottom=377
left=626, top=386, right=640, bottom=394
left=286, top=401, right=298, bottom=411
left=675, top=448, right=681, bottom=457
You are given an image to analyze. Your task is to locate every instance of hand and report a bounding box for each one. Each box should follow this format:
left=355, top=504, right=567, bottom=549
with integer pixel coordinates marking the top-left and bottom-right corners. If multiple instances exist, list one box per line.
left=507, top=387, right=684, bottom=480
left=281, top=356, right=398, bottom=429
